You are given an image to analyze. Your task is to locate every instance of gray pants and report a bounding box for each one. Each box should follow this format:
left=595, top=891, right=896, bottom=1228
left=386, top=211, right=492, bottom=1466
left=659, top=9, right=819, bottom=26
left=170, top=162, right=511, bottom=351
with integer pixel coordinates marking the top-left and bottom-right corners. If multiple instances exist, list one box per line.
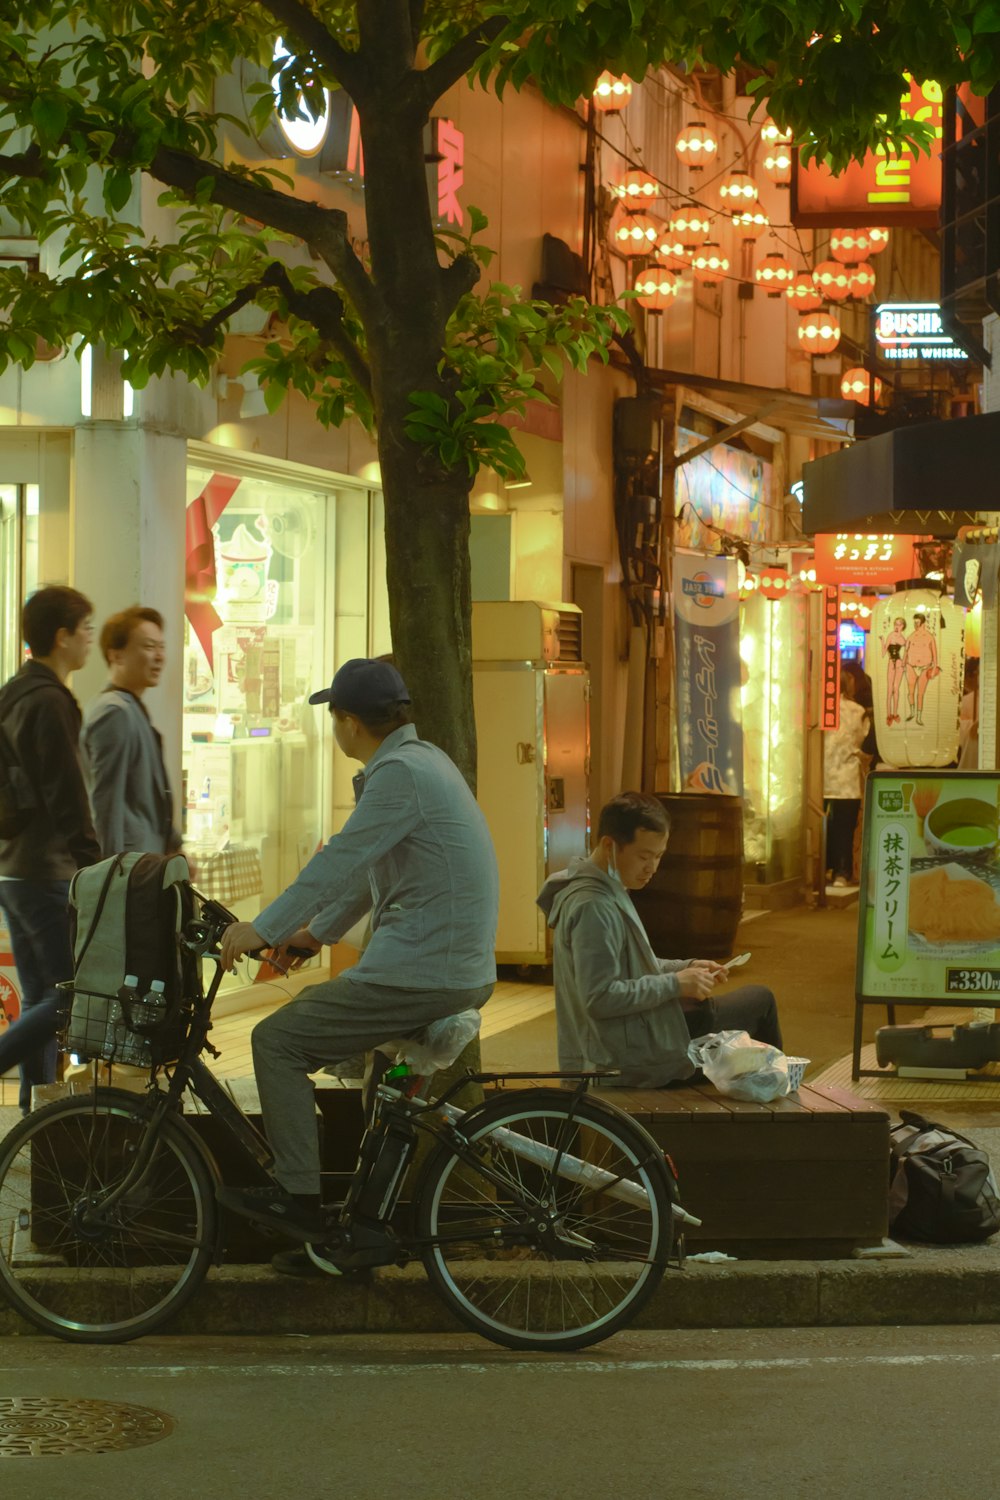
left=251, top=974, right=493, bottom=1194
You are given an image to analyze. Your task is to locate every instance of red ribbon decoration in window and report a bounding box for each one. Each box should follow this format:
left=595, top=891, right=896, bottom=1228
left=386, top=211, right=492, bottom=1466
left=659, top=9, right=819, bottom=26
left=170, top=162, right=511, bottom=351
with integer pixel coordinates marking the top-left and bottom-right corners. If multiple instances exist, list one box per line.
left=184, top=473, right=241, bottom=670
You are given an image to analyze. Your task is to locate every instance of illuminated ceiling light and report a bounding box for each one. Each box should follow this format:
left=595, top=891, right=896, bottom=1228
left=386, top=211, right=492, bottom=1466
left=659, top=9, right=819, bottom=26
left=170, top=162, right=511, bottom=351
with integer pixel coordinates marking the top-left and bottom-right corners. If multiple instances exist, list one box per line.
left=593, top=72, right=632, bottom=111
left=718, top=168, right=759, bottom=205
left=786, top=271, right=822, bottom=312
left=612, top=169, right=661, bottom=203
left=755, top=250, right=795, bottom=295
left=634, top=268, right=682, bottom=310
left=731, top=207, right=769, bottom=240
left=691, top=241, right=730, bottom=284
left=610, top=210, right=660, bottom=255
left=840, top=366, right=883, bottom=405
left=797, top=308, right=841, bottom=354
left=669, top=210, right=712, bottom=248
left=830, top=227, right=872, bottom=264
left=867, top=226, right=890, bottom=255
left=762, top=145, right=792, bottom=186
left=848, top=261, right=877, bottom=299
left=812, top=259, right=853, bottom=301
left=675, top=120, right=719, bottom=171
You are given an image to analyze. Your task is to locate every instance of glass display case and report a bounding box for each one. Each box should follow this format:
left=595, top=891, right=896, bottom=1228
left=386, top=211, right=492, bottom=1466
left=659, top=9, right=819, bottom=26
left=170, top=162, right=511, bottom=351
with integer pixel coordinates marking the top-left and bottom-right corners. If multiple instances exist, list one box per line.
left=740, top=589, right=808, bottom=884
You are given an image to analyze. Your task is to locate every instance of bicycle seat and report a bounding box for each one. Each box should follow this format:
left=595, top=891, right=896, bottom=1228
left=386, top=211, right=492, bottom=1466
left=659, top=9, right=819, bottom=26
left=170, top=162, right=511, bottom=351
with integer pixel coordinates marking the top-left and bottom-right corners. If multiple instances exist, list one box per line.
left=374, top=1008, right=482, bottom=1074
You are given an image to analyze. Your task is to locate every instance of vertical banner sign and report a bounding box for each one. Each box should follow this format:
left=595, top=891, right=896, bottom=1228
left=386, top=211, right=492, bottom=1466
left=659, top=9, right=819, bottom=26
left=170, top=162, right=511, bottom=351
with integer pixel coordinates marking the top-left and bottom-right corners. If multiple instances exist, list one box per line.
left=822, top=586, right=841, bottom=730
left=674, top=551, right=743, bottom=795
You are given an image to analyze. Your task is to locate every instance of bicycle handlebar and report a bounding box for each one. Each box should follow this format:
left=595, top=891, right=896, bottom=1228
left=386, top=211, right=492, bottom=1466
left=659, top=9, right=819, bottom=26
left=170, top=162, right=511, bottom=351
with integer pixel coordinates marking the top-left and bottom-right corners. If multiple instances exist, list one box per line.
left=181, top=895, right=315, bottom=962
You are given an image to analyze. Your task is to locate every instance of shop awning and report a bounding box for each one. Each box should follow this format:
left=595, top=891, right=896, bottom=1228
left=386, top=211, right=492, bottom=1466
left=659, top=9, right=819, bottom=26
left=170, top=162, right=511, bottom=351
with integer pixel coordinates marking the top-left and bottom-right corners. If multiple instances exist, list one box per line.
left=646, top=368, right=857, bottom=445
left=802, top=412, right=1000, bottom=536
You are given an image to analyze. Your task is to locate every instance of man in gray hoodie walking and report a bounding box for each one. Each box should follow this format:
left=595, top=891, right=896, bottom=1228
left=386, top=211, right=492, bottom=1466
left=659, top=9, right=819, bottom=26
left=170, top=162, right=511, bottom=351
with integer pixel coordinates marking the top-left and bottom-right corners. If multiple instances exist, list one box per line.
left=537, top=792, right=780, bottom=1088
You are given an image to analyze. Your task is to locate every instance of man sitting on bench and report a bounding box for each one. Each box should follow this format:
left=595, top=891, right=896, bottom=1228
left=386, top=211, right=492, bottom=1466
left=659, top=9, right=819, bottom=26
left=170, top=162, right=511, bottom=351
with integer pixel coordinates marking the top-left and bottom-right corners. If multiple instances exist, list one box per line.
left=537, top=792, right=781, bottom=1088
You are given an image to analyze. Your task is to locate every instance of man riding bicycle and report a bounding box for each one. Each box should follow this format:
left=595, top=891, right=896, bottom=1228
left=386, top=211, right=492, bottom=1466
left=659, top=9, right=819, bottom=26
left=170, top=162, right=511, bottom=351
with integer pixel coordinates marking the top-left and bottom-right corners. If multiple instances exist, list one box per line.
left=218, top=658, right=499, bottom=1243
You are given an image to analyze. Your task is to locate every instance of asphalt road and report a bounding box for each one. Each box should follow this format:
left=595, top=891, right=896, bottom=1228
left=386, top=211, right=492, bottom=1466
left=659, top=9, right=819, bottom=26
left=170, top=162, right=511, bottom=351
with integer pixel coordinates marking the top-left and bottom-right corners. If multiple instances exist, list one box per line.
left=1, top=1326, right=998, bottom=1499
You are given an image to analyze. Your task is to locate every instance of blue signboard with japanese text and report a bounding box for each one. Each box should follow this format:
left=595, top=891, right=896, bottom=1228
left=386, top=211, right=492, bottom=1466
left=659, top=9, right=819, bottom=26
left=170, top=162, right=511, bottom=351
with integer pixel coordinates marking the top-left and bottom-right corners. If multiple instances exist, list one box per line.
left=673, top=551, right=743, bottom=796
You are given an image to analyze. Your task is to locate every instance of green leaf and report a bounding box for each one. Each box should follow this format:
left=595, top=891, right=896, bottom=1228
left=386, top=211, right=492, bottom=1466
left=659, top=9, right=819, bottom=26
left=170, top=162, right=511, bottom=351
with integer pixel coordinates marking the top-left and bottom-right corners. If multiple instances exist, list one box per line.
left=30, top=95, right=68, bottom=147
left=105, top=169, right=133, bottom=213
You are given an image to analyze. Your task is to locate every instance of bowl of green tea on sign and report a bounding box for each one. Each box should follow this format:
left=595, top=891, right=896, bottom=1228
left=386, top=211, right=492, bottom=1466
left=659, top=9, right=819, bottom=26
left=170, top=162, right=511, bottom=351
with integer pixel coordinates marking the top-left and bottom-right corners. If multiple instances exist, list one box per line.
left=925, top=798, right=999, bottom=860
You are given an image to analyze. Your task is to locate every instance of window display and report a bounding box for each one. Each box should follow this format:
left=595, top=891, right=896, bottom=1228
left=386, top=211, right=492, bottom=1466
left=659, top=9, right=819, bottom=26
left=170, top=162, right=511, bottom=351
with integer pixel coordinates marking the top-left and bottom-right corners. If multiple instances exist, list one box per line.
left=182, top=461, right=377, bottom=988
left=740, top=589, right=808, bottom=883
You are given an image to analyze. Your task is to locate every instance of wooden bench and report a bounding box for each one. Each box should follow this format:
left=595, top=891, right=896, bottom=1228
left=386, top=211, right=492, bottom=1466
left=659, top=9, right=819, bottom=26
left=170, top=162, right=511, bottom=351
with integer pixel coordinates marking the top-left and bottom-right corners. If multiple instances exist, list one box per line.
left=32, top=1073, right=890, bottom=1261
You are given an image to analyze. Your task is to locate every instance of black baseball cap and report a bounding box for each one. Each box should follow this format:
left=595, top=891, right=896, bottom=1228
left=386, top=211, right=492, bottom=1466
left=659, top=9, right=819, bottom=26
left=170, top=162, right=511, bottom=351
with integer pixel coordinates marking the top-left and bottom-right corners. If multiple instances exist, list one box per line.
left=308, top=658, right=411, bottom=716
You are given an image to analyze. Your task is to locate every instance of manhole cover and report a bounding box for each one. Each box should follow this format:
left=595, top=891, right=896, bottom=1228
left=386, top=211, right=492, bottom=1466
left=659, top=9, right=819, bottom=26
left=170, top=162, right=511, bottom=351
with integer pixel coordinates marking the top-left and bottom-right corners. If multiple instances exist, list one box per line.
left=0, top=1397, right=174, bottom=1457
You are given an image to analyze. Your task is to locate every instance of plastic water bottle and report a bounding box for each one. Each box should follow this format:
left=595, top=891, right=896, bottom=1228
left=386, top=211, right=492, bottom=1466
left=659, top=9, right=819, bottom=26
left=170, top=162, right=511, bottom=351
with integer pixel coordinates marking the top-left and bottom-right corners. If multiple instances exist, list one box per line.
left=104, top=975, right=139, bottom=1062
left=126, top=980, right=167, bottom=1066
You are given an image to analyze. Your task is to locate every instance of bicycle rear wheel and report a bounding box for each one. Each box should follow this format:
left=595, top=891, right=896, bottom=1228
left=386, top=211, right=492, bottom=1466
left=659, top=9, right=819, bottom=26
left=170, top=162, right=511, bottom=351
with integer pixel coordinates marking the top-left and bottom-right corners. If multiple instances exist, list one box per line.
left=416, top=1089, right=675, bottom=1352
left=0, top=1088, right=217, bottom=1343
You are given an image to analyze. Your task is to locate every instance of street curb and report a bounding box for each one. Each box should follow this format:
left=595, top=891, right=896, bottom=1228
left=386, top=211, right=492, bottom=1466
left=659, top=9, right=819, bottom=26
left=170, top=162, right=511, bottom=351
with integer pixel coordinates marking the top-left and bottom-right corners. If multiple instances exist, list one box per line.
left=2, top=1255, right=1000, bottom=1338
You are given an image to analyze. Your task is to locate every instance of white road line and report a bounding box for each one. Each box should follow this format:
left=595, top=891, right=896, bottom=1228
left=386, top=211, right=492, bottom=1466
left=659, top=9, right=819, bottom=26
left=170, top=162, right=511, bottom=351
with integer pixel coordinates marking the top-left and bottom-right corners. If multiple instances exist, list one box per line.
left=2, top=1353, right=999, bottom=1378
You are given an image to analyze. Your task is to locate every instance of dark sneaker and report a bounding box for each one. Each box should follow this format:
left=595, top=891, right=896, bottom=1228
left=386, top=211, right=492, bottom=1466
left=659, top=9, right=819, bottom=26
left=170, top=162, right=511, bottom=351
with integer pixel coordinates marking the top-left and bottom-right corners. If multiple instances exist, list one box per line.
left=217, top=1184, right=324, bottom=1242
left=271, top=1244, right=358, bottom=1278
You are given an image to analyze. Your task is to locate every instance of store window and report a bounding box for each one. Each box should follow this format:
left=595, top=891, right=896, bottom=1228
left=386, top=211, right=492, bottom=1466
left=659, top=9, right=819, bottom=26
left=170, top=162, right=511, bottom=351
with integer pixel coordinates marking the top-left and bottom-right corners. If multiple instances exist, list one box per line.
left=182, top=461, right=378, bottom=983
left=0, top=484, right=39, bottom=681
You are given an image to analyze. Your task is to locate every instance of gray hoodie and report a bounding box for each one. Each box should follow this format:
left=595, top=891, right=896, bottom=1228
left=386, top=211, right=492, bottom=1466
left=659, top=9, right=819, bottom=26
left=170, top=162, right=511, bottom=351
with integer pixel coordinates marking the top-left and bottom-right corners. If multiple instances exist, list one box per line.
left=537, top=858, right=695, bottom=1088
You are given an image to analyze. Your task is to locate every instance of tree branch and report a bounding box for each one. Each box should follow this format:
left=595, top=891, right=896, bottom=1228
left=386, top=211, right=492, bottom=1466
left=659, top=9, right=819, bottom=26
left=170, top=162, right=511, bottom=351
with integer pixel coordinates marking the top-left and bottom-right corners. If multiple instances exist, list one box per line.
left=0, top=143, right=43, bottom=178
left=261, top=262, right=373, bottom=397
left=416, top=17, right=508, bottom=108
left=147, top=144, right=378, bottom=325
left=440, top=251, right=481, bottom=316
left=253, top=0, right=367, bottom=102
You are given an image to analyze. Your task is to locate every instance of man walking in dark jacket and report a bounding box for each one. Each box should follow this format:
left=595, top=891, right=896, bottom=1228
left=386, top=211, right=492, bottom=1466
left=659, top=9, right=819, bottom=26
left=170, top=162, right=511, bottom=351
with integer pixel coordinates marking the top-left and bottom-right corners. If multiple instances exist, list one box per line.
left=0, top=587, right=102, bottom=1112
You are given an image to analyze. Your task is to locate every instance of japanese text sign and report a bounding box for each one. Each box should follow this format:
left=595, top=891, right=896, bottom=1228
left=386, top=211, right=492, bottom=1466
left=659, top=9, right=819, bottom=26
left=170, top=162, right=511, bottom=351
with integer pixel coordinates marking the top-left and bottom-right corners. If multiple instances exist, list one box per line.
left=814, top=533, right=922, bottom=586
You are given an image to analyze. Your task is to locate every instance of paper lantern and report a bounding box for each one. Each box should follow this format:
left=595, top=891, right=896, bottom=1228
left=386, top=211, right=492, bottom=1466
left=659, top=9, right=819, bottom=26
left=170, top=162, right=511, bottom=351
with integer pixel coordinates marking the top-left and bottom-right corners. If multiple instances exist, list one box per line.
left=612, top=170, right=661, bottom=203
left=610, top=211, right=660, bottom=255
left=812, top=260, right=853, bottom=301
left=718, top=169, right=759, bottom=205
left=761, top=116, right=793, bottom=147
left=655, top=227, right=689, bottom=269
left=786, top=271, right=822, bottom=312
left=840, top=366, right=884, bottom=405
left=797, top=309, right=841, bottom=353
left=593, top=73, right=631, bottom=111
left=869, top=589, right=965, bottom=766
left=830, top=227, right=872, bottom=264
left=691, top=242, right=730, bottom=284
left=634, top=269, right=681, bottom=310
left=755, top=251, right=794, bottom=295
left=762, top=144, right=792, bottom=185
left=758, top=569, right=790, bottom=600
left=669, top=210, right=712, bottom=248
left=675, top=120, right=718, bottom=171
left=849, top=261, right=877, bottom=300
left=731, top=208, right=769, bottom=240
left=867, top=227, right=890, bottom=256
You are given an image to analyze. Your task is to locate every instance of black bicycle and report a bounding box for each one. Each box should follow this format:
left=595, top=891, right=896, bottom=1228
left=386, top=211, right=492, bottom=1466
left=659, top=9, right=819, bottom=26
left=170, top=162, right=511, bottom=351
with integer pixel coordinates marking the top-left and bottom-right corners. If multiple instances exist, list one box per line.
left=0, top=898, right=690, bottom=1351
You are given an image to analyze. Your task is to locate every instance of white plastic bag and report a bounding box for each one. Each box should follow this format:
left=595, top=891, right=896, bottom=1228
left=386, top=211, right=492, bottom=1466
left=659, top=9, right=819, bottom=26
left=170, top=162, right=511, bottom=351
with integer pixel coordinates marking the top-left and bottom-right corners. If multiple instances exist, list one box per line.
left=687, top=1028, right=790, bottom=1103
left=381, top=1008, right=482, bottom=1073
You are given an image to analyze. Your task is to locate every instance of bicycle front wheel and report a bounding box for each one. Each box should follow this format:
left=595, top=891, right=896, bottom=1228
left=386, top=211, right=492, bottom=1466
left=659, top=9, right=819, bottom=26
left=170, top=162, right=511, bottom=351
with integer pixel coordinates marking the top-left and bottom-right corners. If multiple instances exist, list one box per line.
left=416, top=1089, right=675, bottom=1352
left=0, top=1088, right=218, bottom=1343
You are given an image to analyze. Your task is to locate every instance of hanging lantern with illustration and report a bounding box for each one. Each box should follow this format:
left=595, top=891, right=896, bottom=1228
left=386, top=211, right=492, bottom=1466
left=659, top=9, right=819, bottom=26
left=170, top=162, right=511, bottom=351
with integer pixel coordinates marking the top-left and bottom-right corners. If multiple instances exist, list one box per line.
left=718, top=169, right=759, bottom=206
left=869, top=587, right=965, bottom=767
left=812, top=260, right=853, bottom=301
left=593, top=73, right=632, bottom=111
left=786, top=271, right=822, bottom=312
left=691, top=242, right=730, bottom=284
left=610, top=211, right=660, bottom=255
left=840, top=366, right=883, bottom=405
left=670, top=210, right=711, bottom=248
left=867, top=227, right=890, bottom=255
left=755, top=250, right=794, bottom=295
left=830, top=227, right=872, bottom=264
left=612, top=170, right=661, bottom=204
left=848, top=262, right=877, bottom=300
left=675, top=120, right=719, bottom=171
left=731, top=207, right=770, bottom=240
left=634, top=269, right=681, bottom=310
left=797, top=309, right=841, bottom=353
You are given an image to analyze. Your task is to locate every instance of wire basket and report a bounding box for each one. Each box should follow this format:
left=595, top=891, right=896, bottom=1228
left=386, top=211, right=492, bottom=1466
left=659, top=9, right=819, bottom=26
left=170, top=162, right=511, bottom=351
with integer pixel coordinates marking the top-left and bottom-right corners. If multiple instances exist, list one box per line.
left=58, top=985, right=189, bottom=1068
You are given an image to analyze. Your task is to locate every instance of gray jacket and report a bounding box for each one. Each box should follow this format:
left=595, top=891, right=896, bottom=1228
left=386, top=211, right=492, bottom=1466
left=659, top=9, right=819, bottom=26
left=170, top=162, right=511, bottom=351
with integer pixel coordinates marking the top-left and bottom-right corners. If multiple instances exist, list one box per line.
left=254, top=725, right=499, bottom=991
left=537, top=859, right=694, bottom=1087
left=80, top=688, right=180, bottom=857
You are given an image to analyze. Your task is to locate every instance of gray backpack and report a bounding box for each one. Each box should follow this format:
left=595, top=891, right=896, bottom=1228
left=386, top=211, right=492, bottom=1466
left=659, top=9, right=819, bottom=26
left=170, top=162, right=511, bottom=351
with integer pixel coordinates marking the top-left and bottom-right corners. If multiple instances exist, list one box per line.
left=65, top=852, right=196, bottom=1061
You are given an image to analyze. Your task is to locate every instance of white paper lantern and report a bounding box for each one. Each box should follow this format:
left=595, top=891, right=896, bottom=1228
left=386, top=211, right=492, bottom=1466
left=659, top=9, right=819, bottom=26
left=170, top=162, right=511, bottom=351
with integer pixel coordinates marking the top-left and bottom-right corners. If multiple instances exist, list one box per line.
left=869, top=588, right=965, bottom=767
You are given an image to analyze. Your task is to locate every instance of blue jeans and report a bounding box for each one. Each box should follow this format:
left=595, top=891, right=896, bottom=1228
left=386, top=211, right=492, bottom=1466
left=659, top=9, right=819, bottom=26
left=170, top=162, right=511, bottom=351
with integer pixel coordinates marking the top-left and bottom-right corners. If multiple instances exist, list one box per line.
left=0, top=880, right=73, bottom=1112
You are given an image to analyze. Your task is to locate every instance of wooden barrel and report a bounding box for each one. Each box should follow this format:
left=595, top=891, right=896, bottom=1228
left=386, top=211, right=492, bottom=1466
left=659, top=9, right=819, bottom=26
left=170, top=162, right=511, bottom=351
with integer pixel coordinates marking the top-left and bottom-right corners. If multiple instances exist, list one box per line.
left=629, top=793, right=744, bottom=960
